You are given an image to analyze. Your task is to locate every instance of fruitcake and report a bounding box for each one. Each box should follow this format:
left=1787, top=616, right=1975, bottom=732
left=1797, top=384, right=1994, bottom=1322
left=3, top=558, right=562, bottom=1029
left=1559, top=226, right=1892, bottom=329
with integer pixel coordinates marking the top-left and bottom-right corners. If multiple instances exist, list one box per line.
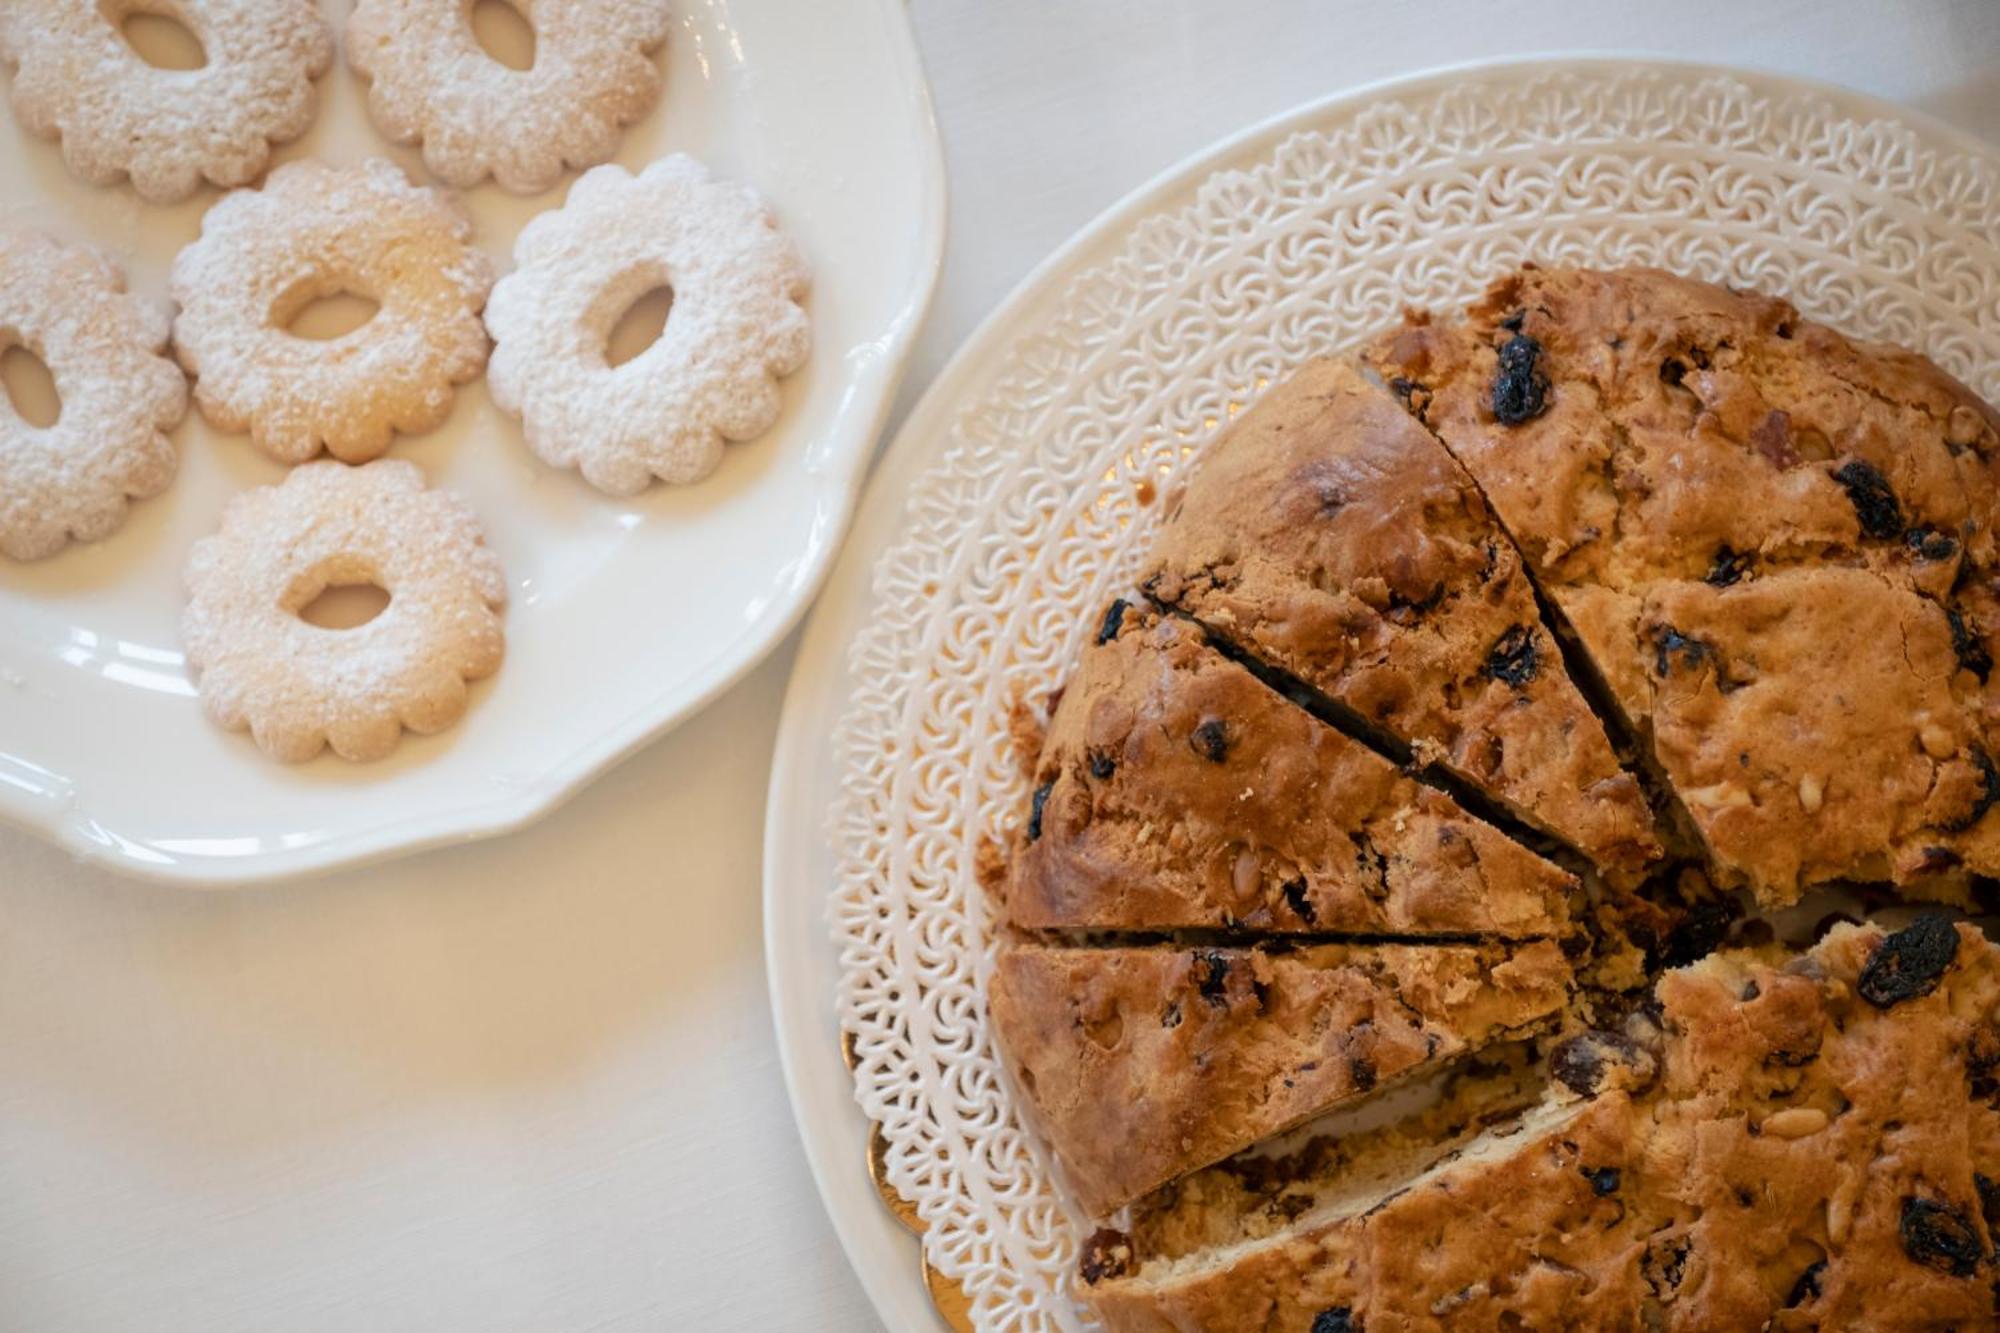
left=1007, top=607, right=1575, bottom=937
left=987, top=937, right=1571, bottom=1216
left=1142, top=356, right=1662, bottom=878
left=1367, top=266, right=2000, bottom=905
left=1083, top=916, right=2000, bottom=1332
left=981, top=264, right=2000, bottom=1330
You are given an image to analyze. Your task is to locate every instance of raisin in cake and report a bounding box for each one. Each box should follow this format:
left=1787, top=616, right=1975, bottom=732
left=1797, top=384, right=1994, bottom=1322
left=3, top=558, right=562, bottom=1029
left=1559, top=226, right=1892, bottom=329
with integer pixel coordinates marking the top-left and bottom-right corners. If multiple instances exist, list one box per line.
left=1084, top=916, right=2000, bottom=1332
left=988, top=937, right=1571, bottom=1216
left=1143, top=356, right=1661, bottom=878
left=1368, top=267, right=2000, bottom=905
left=1009, top=607, right=1575, bottom=937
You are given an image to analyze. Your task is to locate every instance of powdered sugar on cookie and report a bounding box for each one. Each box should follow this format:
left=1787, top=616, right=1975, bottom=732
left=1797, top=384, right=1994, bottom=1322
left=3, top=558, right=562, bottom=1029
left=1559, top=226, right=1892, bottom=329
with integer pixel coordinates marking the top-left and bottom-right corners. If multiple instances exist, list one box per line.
left=485, top=154, right=811, bottom=494
left=183, top=459, right=506, bottom=763
left=0, top=231, right=186, bottom=561
left=0, top=0, right=331, bottom=202
left=347, top=0, right=671, bottom=195
left=171, top=158, right=494, bottom=465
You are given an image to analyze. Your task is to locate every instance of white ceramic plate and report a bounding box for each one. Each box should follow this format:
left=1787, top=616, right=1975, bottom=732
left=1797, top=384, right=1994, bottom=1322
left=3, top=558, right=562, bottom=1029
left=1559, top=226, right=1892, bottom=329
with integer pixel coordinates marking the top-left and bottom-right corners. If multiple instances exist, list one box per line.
left=764, top=58, right=2000, bottom=1332
left=0, top=0, right=944, bottom=884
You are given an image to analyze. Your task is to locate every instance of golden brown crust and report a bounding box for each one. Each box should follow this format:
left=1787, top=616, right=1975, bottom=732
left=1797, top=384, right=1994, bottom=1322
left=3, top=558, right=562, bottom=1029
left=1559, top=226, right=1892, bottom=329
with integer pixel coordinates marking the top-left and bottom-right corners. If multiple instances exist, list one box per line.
left=1007, top=609, right=1576, bottom=936
left=1142, top=357, right=1661, bottom=876
left=1367, top=266, right=2000, bottom=905
left=1086, top=919, right=2000, bottom=1333
left=988, top=938, right=1571, bottom=1217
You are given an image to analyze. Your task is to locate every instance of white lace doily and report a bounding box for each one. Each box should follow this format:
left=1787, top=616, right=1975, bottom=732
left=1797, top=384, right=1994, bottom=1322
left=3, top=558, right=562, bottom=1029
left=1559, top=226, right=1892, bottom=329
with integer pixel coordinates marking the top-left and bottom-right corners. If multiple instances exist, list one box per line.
left=825, top=61, right=2000, bottom=1331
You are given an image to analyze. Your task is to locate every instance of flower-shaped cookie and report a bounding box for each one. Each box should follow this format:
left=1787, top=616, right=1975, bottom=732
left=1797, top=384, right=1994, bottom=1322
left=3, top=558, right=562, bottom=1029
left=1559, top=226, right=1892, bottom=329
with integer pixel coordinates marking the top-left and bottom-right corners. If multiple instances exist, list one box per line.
left=183, top=459, right=506, bottom=763
left=347, top=0, right=672, bottom=194
left=0, top=0, right=331, bottom=202
left=170, top=158, right=494, bottom=464
left=485, top=154, right=811, bottom=494
left=0, top=231, right=186, bottom=561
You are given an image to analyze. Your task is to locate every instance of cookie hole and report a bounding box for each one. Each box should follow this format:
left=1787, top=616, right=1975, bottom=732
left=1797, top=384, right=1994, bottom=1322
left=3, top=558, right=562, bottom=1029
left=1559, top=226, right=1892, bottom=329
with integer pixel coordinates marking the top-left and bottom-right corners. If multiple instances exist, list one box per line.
left=105, top=5, right=207, bottom=70
left=277, top=288, right=381, bottom=341
left=1, top=344, right=60, bottom=429
left=298, top=582, right=391, bottom=631
left=470, top=0, right=536, bottom=71
left=605, top=285, right=675, bottom=368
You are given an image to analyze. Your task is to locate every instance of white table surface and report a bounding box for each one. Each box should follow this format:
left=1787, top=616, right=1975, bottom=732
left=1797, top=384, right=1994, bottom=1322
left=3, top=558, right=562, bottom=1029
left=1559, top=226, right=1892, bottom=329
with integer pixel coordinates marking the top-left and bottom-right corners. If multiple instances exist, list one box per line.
left=3, top=3, right=1995, bottom=1329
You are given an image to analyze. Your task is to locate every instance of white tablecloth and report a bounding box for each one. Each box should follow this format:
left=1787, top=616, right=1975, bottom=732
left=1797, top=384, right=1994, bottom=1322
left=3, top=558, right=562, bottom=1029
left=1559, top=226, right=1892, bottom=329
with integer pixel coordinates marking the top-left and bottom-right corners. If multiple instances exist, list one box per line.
left=4, top=3, right=1995, bottom=1328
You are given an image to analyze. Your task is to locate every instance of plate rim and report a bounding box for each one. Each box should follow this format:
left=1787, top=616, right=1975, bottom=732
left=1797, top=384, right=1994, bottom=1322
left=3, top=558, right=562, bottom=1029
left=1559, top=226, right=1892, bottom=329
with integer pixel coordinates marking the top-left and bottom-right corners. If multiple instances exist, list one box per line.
left=1, top=0, right=949, bottom=887
left=761, top=51, right=2000, bottom=1330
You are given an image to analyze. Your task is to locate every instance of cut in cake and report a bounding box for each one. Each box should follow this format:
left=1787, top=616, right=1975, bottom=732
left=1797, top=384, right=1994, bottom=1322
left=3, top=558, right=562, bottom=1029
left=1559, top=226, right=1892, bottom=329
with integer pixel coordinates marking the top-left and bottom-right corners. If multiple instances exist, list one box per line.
left=1084, top=916, right=2000, bottom=1332
left=1007, top=607, right=1575, bottom=938
left=988, top=937, right=1571, bottom=1216
left=1367, top=266, right=2000, bottom=905
left=1142, top=356, right=1663, bottom=879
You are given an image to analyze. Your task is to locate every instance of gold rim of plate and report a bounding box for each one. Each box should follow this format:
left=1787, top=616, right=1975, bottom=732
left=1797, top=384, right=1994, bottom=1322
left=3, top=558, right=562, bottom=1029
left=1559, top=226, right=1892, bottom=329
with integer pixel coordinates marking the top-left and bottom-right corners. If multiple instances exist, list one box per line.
left=847, top=1032, right=974, bottom=1331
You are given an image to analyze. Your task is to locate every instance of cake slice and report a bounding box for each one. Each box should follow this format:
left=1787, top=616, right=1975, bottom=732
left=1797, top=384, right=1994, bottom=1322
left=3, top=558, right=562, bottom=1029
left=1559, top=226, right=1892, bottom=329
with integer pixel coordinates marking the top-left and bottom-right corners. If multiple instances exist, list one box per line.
left=987, top=937, right=1571, bottom=1217
left=1367, top=265, right=2000, bottom=904
left=1084, top=915, right=2000, bottom=1332
left=1007, top=607, right=1575, bottom=937
left=1142, top=357, right=1660, bottom=879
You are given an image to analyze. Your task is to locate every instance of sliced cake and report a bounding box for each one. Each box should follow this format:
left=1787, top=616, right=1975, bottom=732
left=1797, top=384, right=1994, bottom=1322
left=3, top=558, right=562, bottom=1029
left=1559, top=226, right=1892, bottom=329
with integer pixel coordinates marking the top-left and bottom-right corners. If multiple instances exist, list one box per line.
left=987, top=936, right=1571, bottom=1217
left=1084, top=915, right=2000, bottom=1332
left=1007, top=607, right=1575, bottom=937
left=1142, top=356, right=1661, bottom=878
left=1368, top=265, right=2000, bottom=904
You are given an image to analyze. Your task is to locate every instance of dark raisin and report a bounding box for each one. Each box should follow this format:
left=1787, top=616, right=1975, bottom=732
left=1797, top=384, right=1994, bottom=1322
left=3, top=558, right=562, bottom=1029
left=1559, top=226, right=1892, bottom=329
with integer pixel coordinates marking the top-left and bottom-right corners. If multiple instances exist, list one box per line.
left=1311, top=1310, right=1360, bottom=1333
left=1706, top=545, right=1751, bottom=587
left=1786, top=1260, right=1825, bottom=1307
left=1949, top=608, right=1993, bottom=682
left=1741, top=979, right=1762, bottom=1001
left=1088, top=752, right=1116, bottom=781
left=1656, top=900, right=1736, bottom=969
left=1917, top=845, right=1965, bottom=874
left=1901, top=1197, right=1983, bottom=1276
left=1969, top=1025, right=2000, bottom=1102
left=1660, top=358, right=1687, bottom=387
left=1490, top=333, right=1549, bottom=425
left=1499, top=309, right=1526, bottom=333
left=1189, top=718, right=1230, bottom=763
left=1349, top=1056, right=1377, bottom=1092
left=1388, top=375, right=1423, bottom=403
left=1581, top=1166, right=1621, bottom=1196
left=1858, top=911, right=1960, bottom=1007
left=1689, top=345, right=1713, bottom=370
left=1026, top=782, right=1053, bottom=841
left=1550, top=1030, right=1645, bottom=1098
left=1078, top=1228, right=1134, bottom=1285
left=1484, top=624, right=1540, bottom=687
left=1979, top=1174, right=2000, bottom=1227
left=1832, top=459, right=1904, bottom=539
left=1907, top=526, right=1960, bottom=562
left=1776, top=321, right=1794, bottom=340
left=1194, top=952, right=1231, bottom=1004
left=1159, top=1000, right=1182, bottom=1029
left=1650, top=625, right=1714, bottom=678
left=1281, top=877, right=1317, bottom=925
left=1095, top=598, right=1129, bottom=645
left=1945, top=749, right=2000, bottom=834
